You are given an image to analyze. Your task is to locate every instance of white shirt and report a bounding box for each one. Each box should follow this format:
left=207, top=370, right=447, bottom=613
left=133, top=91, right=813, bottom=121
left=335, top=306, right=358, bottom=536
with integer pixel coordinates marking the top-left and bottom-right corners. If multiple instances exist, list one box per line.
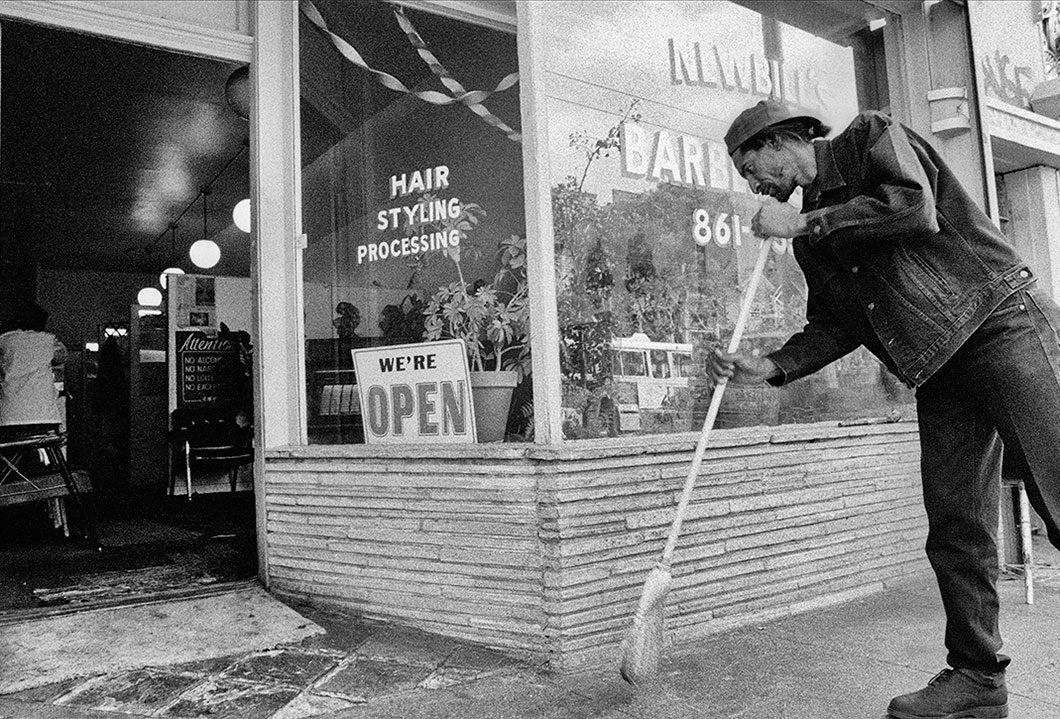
left=0, top=330, right=66, bottom=426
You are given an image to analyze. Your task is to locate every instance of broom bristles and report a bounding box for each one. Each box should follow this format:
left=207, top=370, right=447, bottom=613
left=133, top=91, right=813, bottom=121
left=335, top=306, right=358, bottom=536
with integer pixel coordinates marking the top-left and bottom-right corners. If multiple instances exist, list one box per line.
left=618, top=563, right=671, bottom=685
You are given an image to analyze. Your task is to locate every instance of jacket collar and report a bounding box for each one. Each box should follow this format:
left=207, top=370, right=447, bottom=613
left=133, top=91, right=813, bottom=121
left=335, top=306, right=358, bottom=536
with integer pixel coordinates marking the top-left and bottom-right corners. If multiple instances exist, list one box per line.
left=803, top=140, right=846, bottom=210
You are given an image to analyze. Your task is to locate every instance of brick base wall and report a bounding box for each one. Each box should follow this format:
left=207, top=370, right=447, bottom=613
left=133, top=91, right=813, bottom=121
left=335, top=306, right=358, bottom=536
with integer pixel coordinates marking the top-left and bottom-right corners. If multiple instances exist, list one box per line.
left=264, top=421, right=928, bottom=671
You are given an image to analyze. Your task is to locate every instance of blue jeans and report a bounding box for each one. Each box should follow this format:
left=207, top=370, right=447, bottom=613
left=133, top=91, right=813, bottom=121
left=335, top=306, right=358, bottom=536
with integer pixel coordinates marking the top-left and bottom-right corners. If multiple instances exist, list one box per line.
left=916, top=286, right=1060, bottom=674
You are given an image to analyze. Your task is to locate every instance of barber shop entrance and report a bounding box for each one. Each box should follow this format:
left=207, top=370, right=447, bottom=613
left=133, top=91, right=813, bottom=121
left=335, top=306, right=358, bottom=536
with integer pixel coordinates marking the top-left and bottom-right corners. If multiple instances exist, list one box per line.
left=0, top=18, right=258, bottom=614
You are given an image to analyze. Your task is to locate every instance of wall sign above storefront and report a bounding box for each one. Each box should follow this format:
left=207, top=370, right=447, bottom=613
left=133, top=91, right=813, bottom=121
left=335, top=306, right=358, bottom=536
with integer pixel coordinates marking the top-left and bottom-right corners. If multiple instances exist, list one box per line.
left=667, top=39, right=828, bottom=113
left=352, top=339, right=476, bottom=444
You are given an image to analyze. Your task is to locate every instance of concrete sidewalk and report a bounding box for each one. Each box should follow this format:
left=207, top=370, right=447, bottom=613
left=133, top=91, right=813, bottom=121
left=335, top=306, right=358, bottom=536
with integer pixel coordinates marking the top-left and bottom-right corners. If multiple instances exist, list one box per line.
left=1, top=562, right=1058, bottom=718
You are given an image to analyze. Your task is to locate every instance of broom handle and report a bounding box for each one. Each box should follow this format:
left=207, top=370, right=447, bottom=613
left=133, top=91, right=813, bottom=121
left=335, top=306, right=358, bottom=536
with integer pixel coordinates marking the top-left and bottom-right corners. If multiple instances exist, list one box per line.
left=660, top=236, right=773, bottom=566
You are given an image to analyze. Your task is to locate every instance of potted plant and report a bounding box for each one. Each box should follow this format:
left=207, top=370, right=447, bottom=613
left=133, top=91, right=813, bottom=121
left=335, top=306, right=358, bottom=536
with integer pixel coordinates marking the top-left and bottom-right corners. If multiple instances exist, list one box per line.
left=423, top=234, right=531, bottom=441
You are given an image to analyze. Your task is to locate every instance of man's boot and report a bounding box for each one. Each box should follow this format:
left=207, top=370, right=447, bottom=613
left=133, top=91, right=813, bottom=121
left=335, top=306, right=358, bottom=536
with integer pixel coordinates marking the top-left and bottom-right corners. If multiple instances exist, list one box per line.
left=888, top=668, right=1008, bottom=719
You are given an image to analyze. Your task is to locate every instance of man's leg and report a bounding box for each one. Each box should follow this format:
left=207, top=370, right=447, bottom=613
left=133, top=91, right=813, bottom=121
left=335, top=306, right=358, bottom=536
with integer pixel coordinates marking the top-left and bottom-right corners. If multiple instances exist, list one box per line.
left=888, top=339, right=1010, bottom=719
left=913, top=284, right=1060, bottom=672
left=914, top=374, right=1008, bottom=674
left=888, top=287, right=1060, bottom=718
left=979, top=288, right=1060, bottom=551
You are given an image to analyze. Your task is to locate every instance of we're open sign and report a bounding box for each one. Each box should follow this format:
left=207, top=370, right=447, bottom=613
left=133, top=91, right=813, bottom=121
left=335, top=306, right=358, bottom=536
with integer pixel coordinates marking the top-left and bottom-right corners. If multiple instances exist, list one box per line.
left=352, top=340, right=476, bottom=444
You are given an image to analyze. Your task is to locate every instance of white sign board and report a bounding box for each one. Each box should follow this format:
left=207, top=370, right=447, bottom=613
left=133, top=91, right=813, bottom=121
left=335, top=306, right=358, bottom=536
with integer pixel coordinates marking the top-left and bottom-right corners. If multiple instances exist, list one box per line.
left=352, top=339, right=476, bottom=444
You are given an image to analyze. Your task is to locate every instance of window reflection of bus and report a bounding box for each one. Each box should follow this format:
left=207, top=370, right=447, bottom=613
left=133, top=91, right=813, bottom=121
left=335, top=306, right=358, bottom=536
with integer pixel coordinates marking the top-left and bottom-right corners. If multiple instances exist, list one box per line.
left=609, top=333, right=694, bottom=432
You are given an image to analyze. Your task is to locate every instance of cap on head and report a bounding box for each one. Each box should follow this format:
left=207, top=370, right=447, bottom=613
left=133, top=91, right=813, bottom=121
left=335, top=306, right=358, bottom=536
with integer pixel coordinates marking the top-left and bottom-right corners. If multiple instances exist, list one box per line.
left=724, top=100, right=820, bottom=156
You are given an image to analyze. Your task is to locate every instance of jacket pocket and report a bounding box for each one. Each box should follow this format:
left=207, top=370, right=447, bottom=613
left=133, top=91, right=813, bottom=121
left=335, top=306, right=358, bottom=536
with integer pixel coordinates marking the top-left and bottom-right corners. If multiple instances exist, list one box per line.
left=900, top=242, right=955, bottom=299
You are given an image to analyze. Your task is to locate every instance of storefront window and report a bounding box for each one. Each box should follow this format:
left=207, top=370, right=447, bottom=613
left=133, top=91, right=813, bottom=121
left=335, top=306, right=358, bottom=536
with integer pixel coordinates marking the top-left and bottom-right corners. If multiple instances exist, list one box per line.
left=298, top=0, right=526, bottom=444
left=543, top=0, right=915, bottom=439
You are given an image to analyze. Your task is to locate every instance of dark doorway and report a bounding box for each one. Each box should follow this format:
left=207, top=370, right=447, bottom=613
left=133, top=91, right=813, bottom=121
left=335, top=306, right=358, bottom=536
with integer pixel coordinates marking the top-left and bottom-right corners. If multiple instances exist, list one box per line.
left=0, top=20, right=257, bottom=614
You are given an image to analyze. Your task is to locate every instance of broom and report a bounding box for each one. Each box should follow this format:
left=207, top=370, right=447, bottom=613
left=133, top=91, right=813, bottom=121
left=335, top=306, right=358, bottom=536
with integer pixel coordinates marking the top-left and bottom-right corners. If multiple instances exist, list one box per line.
left=619, top=235, right=774, bottom=685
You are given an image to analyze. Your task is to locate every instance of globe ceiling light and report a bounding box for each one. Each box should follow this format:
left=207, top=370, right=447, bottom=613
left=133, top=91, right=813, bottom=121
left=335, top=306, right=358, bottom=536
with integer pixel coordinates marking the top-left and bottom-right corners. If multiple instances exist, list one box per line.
left=225, top=65, right=250, bottom=121
left=190, top=239, right=221, bottom=269
left=137, top=286, right=163, bottom=307
left=232, top=198, right=251, bottom=233
left=160, top=267, right=185, bottom=290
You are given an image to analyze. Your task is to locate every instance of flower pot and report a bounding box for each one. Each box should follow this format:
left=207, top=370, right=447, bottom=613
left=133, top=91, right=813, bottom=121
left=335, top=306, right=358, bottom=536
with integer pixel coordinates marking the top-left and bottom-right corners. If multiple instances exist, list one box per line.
left=470, top=370, right=519, bottom=442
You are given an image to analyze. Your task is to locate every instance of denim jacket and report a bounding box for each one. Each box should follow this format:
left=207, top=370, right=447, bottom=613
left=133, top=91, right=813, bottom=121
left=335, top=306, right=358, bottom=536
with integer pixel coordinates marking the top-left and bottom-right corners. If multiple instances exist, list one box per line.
left=766, top=111, right=1033, bottom=389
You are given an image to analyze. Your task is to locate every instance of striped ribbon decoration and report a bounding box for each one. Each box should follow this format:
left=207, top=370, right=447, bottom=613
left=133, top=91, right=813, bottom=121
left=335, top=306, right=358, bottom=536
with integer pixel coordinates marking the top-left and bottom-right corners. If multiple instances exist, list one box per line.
left=391, top=6, right=521, bottom=143
left=300, top=0, right=521, bottom=143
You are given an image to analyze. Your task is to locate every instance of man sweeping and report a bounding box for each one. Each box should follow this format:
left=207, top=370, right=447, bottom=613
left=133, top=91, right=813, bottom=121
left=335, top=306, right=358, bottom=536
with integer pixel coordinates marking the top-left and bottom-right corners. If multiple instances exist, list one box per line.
left=711, top=100, right=1060, bottom=719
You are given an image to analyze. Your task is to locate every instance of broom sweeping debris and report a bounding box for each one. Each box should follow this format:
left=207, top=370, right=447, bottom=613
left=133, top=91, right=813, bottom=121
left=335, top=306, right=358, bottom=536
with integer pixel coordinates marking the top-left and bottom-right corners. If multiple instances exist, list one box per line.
left=619, top=235, right=774, bottom=685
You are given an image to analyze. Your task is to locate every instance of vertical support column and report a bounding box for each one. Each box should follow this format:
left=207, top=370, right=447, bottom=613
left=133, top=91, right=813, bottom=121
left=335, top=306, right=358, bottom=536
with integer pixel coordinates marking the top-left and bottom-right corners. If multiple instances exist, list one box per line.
left=884, top=4, right=929, bottom=134
left=517, top=2, right=563, bottom=446
left=924, top=0, right=990, bottom=210
left=966, top=0, right=996, bottom=223
left=251, top=0, right=306, bottom=583
left=251, top=2, right=306, bottom=450
left=516, top=0, right=566, bottom=666
left=997, top=166, right=1060, bottom=299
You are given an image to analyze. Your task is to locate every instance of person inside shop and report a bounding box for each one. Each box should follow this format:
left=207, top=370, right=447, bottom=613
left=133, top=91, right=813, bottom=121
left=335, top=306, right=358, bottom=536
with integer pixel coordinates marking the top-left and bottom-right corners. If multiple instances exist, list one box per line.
left=332, top=301, right=362, bottom=341
left=216, top=324, right=253, bottom=429
left=94, top=334, right=130, bottom=484
left=333, top=301, right=367, bottom=366
left=0, top=302, right=67, bottom=441
left=709, top=99, right=1060, bottom=719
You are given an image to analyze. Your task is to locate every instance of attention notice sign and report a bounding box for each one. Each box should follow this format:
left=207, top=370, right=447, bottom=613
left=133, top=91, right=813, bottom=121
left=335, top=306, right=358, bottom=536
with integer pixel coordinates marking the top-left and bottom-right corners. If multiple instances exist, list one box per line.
left=176, top=331, right=239, bottom=407
left=351, top=339, right=476, bottom=444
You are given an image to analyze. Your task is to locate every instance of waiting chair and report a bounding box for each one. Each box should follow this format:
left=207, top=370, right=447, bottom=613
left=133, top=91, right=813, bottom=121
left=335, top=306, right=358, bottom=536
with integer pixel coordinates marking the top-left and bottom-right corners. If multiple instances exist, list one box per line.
left=169, top=407, right=253, bottom=499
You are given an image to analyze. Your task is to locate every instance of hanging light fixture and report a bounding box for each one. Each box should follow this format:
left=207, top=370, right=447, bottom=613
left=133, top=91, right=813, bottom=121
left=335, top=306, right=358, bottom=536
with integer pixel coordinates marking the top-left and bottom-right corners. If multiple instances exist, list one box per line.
left=160, top=224, right=185, bottom=290
left=232, top=198, right=251, bottom=233
left=225, top=65, right=250, bottom=121
left=147, top=138, right=247, bottom=278
left=190, top=240, right=221, bottom=269
left=160, top=267, right=185, bottom=290
left=137, top=286, right=163, bottom=306
left=190, top=188, right=221, bottom=269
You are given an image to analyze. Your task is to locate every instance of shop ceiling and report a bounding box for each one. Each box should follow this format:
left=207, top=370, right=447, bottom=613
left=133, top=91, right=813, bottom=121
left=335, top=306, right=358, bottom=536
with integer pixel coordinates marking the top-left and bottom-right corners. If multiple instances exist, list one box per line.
left=0, top=20, right=251, bottom=278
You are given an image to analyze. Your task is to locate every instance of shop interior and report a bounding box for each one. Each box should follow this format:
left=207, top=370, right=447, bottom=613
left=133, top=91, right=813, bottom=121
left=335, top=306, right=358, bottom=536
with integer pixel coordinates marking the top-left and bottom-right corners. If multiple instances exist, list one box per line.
left=0, top=21, right=257, bottom=614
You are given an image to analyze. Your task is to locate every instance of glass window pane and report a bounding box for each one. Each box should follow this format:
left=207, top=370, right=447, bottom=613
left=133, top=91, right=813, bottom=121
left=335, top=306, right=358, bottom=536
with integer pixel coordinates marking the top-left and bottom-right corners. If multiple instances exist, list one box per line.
left=649, top=350, right=671, bottom=378
left=618, top=350, right=647, bottom=377
left=674, top=352, right=693, bottom=378
left=543, top=1, right=914, bottom=439
left=299, top=0, right=528, bottom=444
